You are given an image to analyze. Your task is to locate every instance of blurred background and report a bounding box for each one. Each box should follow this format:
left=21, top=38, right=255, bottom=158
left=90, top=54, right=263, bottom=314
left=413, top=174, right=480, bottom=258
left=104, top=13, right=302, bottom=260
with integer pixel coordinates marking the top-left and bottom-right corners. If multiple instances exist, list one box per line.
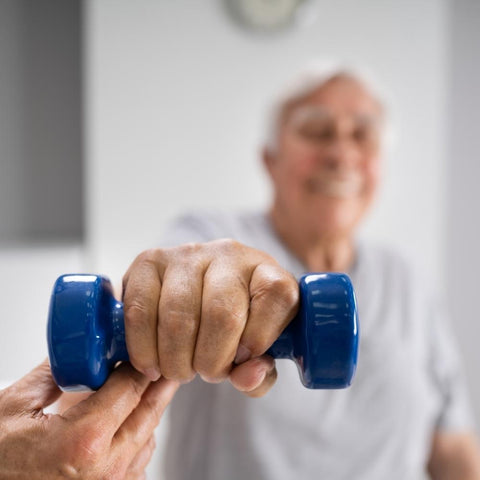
left=0, top=0, right=478, bottom=473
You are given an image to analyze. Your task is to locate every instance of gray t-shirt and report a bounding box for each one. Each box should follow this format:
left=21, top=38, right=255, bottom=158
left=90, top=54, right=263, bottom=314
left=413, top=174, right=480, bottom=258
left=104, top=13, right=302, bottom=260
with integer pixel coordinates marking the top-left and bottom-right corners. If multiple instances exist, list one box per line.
left=160, top=211, right=473, bottom=480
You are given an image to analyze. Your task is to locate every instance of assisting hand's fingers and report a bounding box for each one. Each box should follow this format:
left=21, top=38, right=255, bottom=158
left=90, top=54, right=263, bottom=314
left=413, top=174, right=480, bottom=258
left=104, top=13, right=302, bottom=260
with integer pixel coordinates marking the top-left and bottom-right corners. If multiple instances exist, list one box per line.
left=236, top=263, right=299, bottom=362
left=123, top=252, right=163, bottom=380
left=194, top=261, right=251, bottom=382
left=113, top=377, right=179, bottom=453
left=157, top=261, right=204, bottom=382
left=64, top=363, right=150, bottom=437
left=1, top=359, right=62, bottom=413
left=229, top=355, right=277, bottom=398
left=124, top=435, right=156, bottom=480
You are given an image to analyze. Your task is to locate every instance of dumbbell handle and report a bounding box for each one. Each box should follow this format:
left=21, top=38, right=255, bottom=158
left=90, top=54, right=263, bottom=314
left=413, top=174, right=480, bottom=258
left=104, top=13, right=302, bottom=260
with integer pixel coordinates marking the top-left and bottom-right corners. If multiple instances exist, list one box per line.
left=48, top=273, right=359, bottom=391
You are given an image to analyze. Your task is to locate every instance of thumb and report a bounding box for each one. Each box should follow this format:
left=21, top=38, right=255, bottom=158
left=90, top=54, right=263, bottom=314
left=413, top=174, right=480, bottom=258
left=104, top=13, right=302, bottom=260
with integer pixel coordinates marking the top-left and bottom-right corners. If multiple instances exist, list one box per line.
left=4, top=359, right=62, bottom=413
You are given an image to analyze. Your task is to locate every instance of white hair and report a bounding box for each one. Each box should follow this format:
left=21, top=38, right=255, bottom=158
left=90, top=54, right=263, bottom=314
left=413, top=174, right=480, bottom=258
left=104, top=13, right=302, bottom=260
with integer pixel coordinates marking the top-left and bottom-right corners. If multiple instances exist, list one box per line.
left=263, top=61, right=396, bottom=153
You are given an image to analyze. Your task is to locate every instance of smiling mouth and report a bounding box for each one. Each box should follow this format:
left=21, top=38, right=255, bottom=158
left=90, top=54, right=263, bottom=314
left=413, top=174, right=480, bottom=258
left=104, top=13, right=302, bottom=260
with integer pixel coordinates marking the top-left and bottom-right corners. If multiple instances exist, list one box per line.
left=306, top=174, right=363, bottom=198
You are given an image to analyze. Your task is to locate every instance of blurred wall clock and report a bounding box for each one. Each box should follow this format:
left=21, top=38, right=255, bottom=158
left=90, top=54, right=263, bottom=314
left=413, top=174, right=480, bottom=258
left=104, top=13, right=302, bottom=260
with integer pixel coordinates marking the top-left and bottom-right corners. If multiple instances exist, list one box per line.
left=223, top=0, right=317, bottom=33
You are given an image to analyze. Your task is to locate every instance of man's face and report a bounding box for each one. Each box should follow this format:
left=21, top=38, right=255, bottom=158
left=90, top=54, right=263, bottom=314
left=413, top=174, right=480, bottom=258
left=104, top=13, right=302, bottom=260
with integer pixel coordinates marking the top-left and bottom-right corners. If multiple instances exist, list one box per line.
left=266, top=76, right=383, bottom=239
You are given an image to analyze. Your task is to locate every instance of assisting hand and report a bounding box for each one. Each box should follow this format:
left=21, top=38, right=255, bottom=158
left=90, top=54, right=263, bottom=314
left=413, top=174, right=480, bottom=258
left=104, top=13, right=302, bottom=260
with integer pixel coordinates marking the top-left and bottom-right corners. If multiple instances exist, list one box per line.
left=122, top=239, right=300, bottom=397
left=0, top=360, right=178, bottom=479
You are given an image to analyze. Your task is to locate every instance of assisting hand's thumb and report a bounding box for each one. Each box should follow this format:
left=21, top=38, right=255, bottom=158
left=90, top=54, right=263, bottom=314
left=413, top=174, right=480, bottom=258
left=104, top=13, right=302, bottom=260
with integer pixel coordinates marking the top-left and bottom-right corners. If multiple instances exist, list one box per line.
left=4, top=359, right=62, bottom=412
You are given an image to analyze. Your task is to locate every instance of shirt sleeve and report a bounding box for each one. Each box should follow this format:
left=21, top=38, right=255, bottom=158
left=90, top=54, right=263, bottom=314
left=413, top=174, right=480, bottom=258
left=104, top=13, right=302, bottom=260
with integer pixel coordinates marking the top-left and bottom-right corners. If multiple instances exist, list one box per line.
left=427, top=294, right=476, bottom=432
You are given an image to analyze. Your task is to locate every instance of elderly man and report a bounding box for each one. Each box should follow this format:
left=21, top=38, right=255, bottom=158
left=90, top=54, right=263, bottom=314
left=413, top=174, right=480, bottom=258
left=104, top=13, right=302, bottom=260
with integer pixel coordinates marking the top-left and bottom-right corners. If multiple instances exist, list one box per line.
left=120, top=66, right=480, bottom=479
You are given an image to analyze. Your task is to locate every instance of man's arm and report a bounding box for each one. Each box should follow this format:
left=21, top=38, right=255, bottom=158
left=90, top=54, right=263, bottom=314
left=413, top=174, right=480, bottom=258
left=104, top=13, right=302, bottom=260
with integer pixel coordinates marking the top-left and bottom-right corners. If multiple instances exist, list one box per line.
left=427, top=430, right=480, bottom=479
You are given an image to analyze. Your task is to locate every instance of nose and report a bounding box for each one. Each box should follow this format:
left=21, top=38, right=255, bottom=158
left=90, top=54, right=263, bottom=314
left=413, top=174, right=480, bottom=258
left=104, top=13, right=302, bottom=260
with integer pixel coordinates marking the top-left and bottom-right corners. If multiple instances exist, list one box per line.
left=320, top=134, right=362, bottom=172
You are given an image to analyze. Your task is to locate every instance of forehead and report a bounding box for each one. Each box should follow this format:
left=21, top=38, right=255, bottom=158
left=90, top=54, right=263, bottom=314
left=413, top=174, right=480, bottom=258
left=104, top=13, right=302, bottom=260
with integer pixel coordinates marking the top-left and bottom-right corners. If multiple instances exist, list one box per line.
left=284, top=76, right=383, bottom=124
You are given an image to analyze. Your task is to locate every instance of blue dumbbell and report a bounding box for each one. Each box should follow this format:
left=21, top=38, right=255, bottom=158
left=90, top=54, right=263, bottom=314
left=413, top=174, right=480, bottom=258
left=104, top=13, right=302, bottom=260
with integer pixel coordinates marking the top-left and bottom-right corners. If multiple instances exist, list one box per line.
left=47, top=273, right=359, bottom=391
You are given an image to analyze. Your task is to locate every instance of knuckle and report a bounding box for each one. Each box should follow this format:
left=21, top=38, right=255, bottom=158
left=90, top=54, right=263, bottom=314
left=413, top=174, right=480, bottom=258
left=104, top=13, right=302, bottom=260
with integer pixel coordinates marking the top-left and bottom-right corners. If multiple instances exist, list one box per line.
left=122, top=375, right=145, bottom=404
left=247, top=338, right=271, bottom=358
left=114, top=420, right=142, bottom=451
left=258, top=270, right=298, bottom=309
left=123, top=248, right=163, bottom=297
left=273, top=274, right=299, bottom=306
left=57, top=462, right=83, bottom=479
left=203, top=298, right=246, bottom=334
left=240, top=327, right=273, bottom=357
left=130, top=356, right=155, bottom=376
left=210, top=238, right=241, bottom=254
left=65, top=430, right=103, bottom=471
left=197, top=371, right=228, bottom=384
left=161, top=365, right=196, bottom=384
left=177, top=241, right=203, bottom=257
left=140, top=393, right=164, bottom=422
left=135, top=248, right=161, bottom=265
left=193, top=358, right=229, bottom=383
left=144, top=397, right=168, bottom=424
left=160, top=306, right=198, bottom=339
left=124, top=301, right=150, bottom=324
left=59, top=423, right=126, bottom=480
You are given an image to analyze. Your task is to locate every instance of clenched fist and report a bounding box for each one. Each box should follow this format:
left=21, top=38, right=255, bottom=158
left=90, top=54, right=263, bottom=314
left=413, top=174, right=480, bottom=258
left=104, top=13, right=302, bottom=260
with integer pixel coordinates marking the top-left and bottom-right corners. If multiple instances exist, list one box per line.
left=123, top=239, right=299, bottom=397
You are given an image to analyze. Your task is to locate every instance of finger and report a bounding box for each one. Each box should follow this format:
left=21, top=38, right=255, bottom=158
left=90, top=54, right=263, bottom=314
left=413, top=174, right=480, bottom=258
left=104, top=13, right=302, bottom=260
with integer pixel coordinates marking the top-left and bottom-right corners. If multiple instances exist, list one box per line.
left=57, top=391, right=92, bottom=414
left=124, top=435, right=156, bottom=479
left=113, top=377, right=179, bottom=454
left=157, top=262, right=204, bottom=382
left=229, top=355, right=277, bottom=398
left=123, top=251, right=163, bottom=380
left=2, top=359, right=62, bottom=414
left=64, top=363, right=150, bottom=437
left=235, top=263, right=299, bottom=362
left=193, top=262, right=251, bottom=382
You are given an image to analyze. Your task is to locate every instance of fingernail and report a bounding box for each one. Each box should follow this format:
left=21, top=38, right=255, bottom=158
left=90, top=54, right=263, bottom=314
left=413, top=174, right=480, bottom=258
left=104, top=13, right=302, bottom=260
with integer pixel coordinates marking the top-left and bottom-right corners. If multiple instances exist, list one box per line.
left=144, top=368, right=161, bottom=381
left=245, top=366, right=268, bottom=392
left=234, top=344, right=251, bottom=365
left=255, top=368, right=268, bottom=388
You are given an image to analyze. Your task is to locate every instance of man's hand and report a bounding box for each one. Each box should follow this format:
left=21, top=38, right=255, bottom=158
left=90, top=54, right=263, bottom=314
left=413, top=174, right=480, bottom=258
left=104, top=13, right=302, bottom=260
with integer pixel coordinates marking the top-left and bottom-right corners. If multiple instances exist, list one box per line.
left=0, top=360, right=178, bottom=480
left=122, top=239, right=299, bottom=397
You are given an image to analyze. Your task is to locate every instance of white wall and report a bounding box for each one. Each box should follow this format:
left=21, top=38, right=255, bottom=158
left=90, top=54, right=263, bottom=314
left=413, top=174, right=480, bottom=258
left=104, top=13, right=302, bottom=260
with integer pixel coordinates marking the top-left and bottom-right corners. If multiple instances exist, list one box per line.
left=83, top=2, right=456, bottom=476
left=447, top=0, right=480, bottom=431
left=84, top=0, right=449, bottom=290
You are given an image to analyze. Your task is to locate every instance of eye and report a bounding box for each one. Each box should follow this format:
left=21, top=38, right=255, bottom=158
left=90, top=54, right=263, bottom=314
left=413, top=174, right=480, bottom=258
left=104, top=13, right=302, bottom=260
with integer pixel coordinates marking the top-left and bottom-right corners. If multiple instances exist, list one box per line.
left=352, top=126, right=378, bottom=147
left=298, top=123, right=334, bottom=142
left=352, top=128, right=367, bottom=142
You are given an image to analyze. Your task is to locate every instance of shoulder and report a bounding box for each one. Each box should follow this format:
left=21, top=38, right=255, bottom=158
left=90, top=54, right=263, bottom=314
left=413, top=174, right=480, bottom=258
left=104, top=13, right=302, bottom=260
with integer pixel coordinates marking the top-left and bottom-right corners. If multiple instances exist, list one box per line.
left=356, top=239, right=418, bottom=281
left=160, top=209, right=267, bottom=246
left=354, top=239, right=433, bottom=311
